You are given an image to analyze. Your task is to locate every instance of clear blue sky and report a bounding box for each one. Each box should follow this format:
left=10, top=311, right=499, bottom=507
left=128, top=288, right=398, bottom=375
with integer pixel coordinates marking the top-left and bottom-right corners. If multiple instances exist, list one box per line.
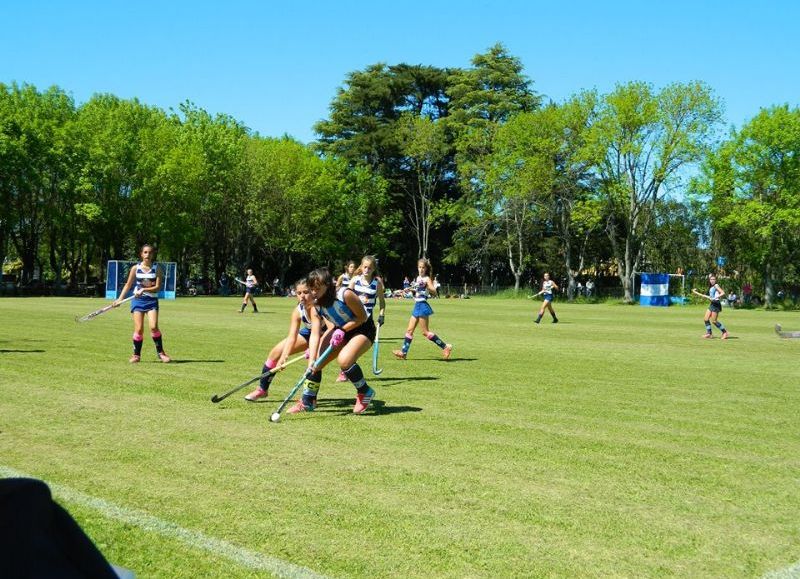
left=3, top=1, right=797, bottom=143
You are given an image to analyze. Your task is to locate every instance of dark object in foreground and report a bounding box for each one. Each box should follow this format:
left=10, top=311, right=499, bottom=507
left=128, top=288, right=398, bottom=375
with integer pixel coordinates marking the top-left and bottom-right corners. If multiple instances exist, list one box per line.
left=0, top=477, right=121, bottom=578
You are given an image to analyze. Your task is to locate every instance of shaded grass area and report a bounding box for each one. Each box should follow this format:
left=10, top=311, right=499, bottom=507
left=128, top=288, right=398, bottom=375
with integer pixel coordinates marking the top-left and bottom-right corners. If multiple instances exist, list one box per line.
left=1, top=297, right=799, bottom=577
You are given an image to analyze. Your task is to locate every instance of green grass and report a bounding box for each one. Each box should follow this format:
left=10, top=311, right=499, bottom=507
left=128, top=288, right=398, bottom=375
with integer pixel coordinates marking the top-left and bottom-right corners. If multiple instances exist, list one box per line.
left=1, top=296, right=799, bottom=578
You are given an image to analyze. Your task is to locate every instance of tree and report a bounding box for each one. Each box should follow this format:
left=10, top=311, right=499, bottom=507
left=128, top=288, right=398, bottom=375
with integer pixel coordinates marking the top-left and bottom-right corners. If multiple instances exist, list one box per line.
left=703, top=105, right=800, bottom=307
left=446, top=43, right=541, bottom=286
left=397, top=114, right=450, bottom=259
left=587, top=81, right=722, bottom=302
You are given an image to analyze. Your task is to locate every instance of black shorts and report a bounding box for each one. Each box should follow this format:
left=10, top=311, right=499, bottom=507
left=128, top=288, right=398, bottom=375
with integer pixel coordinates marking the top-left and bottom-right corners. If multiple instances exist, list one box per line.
left=708, top=301, right=722, bottom=314
left=344, top=319, right=376, bottom=344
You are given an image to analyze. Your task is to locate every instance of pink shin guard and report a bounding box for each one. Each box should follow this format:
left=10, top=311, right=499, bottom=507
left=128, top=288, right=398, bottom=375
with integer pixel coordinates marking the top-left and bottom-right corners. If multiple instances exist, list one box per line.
left=265, top=359, right=277, bottom=369
left=424, top=331, right=435, bottom=340
left=133, top=332, right=144, bottom=342
left=151, top=330, right=162, bottom=339
left=405, top=333, right=414, bottom=341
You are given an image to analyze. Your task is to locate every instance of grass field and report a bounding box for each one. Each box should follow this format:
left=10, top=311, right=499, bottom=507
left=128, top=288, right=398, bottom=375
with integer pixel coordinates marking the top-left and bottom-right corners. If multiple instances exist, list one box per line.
left=1, top=296, right=799, bottom=578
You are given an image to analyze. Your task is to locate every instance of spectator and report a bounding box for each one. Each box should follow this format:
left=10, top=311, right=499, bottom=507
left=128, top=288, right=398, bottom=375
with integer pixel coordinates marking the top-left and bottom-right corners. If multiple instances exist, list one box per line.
left=742, top=282, right=752, bottom=305
left=219, top=272, right=230, bottom=296
left=585, top=279, right=595, bottom=298
left=727, top=291, right=738, bottom=308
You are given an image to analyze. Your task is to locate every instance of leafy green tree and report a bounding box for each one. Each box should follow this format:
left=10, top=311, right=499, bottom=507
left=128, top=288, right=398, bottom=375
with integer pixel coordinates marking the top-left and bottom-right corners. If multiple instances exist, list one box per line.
left=703, top=105, right=800, bottom=307
left=586, top=81, right=722, bottom=302
left=488, top=94, right=601, bottom=295
left=0, top=83, right=75, bottom=284
left=446, top=44, right=541, bottom=286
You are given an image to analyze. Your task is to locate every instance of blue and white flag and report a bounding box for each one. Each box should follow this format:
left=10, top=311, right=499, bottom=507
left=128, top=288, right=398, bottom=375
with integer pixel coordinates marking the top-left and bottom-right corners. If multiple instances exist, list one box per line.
left=639, top=273, right=670, bottom=306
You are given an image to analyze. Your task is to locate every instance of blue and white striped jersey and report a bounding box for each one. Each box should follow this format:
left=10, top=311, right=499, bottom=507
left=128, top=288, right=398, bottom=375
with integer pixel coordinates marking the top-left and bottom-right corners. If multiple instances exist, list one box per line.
left=352, top=275, right=379, bottom=317
left=135, top=263, right=158, bottom=298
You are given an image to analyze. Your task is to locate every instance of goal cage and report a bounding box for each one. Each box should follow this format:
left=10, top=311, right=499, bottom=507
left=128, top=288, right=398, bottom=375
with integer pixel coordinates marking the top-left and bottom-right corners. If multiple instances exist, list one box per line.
left=105, top=261, right=177, bottom=300
left=634, top=272, right=686, bottom=306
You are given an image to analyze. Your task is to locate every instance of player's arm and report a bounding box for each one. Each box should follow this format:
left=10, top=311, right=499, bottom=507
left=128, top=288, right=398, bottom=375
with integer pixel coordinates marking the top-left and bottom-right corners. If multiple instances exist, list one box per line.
left=278, top=309, right=302, bottom=366
left=306, top=309, right=323, bottom=368
left=340, top=289, right=368, bottom=332
left=425, top=276, right=437, bottom=296
left=715, top=283, right=725, bottom=298
left=551, top=281, right=560, bottom=291
left=114, top=267, right=138, bottom=305
left=376, top=278, right=386, bottom=324
left=149, top=266, right=164, bottom=294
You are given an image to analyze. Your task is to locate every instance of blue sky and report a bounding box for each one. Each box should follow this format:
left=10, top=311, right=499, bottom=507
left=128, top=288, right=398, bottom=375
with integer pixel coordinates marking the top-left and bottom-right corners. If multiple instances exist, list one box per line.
left=2, top=1, right=797, bottom=143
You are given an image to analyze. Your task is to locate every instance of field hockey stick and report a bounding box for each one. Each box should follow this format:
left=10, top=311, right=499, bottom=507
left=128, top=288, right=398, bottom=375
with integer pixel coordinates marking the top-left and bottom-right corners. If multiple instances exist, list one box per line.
left=372, top=322, right=383, bottom=375
left=234, top=278, right=246, bottom=286
left=775, top=324, right=800, bottom=339
left=210, top=353, right=306, bottom=403
left=270, top=343, right=335, bottom=423
left=75, top=295, right=135, bottom=323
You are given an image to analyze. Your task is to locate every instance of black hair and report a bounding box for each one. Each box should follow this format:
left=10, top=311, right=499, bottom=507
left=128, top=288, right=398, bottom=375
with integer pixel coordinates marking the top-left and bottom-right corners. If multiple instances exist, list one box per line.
left=308, top=268, right=335, bottom=307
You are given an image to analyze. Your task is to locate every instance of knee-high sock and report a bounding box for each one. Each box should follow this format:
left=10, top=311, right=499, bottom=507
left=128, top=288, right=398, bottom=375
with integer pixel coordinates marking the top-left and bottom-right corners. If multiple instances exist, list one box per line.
left=259, top=359, right=278, bottom=391
left=401, top=333, right=413, bottom=354
left=300, top=371, right=321, bottom=407
left=133, top=332, right=143, bottom=356
left=424, top=331, right=447, bottom=349
left=344, top=364, right=370, bottom=394
left=713, top=321, right=726, bottom=332
left=151, top=330, right=164, bottom=353
left=704, top=321, right=712, bottom=334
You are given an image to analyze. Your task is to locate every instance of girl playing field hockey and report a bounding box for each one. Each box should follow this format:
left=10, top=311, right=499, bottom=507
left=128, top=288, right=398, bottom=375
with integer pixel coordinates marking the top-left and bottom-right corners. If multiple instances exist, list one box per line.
left=336, top=260, right=357, bottom=290
left=114, top=244, right=171, bottom=363
left=534, top=272, right=559, bottom=324
left=239, top=269, right=259, bottom=313
left=392, top=258, right=453, bottom=361
left=332, top=255, right=387, bottom=383
left=288, top=267, right=376, bottom=415
left=692, top=274, right=729, bottom=339
left=244, top=279, right=325, bottom=401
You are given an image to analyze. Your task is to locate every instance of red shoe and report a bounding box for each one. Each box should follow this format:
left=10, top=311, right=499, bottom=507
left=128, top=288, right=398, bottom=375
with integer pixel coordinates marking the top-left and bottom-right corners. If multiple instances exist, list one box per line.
left=721, top=331, right=729, bottom=340
left=353, top=387, right=375, bottom=414
left=701, top=333, right=712, bottom=339
left=392, top=350, right=407, bottom=360
left=336, top=371, right=348, bottom=383
left=244, top=388, right=267, bottom=401
left=129, top=354, right=141, bottom=363
left=287, top=400, right=316, bottom=414
left=442, top=344, right=453, bottom=360
left=158, top=352, right=171, bottom=363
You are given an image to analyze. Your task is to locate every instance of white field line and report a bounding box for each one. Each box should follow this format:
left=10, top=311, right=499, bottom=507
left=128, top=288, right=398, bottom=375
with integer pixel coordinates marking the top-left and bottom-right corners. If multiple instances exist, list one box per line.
left=763, top=559, right=800, bottom=579
left=0, top=465, right=326, bottom=579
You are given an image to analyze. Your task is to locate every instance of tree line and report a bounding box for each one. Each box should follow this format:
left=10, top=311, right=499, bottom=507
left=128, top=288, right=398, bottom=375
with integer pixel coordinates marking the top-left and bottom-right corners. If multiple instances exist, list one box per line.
left=2, top=44, right=798, bottom=305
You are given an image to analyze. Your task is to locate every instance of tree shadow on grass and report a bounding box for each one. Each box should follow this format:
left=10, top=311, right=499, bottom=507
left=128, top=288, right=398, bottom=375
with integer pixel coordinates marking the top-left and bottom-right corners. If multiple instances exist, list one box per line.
left=315, top=398, right=422, bottom=416
left=0, top=349, right=46, bottom=353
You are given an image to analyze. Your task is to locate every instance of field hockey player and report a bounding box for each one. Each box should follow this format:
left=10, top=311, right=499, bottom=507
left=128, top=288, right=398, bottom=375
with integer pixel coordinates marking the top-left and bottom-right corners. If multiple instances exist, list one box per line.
left=288, top=267, right=376, bottom=415
left=113, top=244, right=171, bottom=363
left=393, top=258, right=452, bottom=361
left=239, top=268, right=259, bottom=313
left=692, top=274, right=729, bottom=339
left=534, top=272, right=559, bottom=324
left=244, top=278, right=325, bottom=401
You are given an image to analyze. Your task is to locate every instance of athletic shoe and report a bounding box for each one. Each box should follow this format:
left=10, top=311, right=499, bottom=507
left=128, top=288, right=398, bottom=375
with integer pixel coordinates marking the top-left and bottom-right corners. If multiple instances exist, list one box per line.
left=244, top=388, right=267, bottom=401
left=442, top=344, right=453, bottom=360
left=353, top=387, right=375, bottom=414
left=336, top=371, right=348, bottom=383
left=392, top=350, right=407, bottom=360
left=721, top=331, right=729, bottom=340
left=129, top=354, right=141, bottom=363
left=552, top=318, right=559, bottom=324
left=158, top=352, right=172, bottom=363
left=702, top=333, right=712, bottom=339
left=287, top=400, right=316, bottom=414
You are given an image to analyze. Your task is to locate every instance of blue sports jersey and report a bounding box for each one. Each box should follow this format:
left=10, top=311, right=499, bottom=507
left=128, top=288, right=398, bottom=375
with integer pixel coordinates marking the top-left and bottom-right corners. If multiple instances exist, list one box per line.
left=352, top=275, right=379, bottom=317
left=709, top=285, right=721, bottom=302
left=318, top=287, right=366, bottom=329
